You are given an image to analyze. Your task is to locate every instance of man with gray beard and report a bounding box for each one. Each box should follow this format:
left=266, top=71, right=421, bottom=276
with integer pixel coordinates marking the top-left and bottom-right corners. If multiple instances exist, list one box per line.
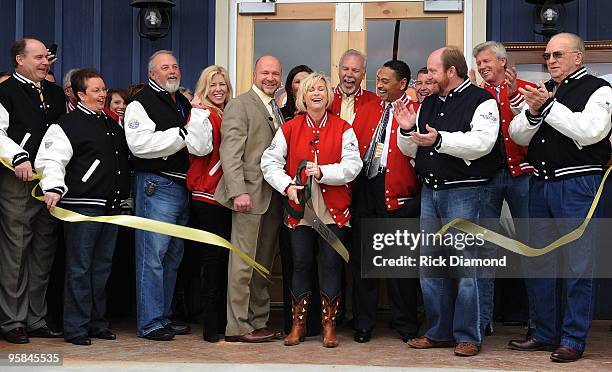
left=124, top=50, right=213, bottom=341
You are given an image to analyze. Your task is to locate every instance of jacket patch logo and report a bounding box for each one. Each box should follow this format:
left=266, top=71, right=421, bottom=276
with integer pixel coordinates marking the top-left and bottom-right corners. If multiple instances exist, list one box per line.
left=599, top=101, right=610, bottom=110
left=127, top=119, right=140, bottom=129
left=480, top=112, right=496, bottom=122
left=44, top=140, right=53, bottom=149
left=268, top=141, right=277, bottom=151
left=344, top=141, right=357, bottom=151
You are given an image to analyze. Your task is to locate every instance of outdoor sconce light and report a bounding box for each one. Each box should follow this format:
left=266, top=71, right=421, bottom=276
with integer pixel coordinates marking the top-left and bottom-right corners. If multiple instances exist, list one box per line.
left=130, top=0, right=175, bottom=41
left=526, top=0, right=573, bottom=39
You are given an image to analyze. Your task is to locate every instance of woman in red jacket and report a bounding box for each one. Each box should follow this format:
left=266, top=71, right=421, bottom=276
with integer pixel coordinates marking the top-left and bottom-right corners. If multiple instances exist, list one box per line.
left=186, top=65, right=233, bottom=342
left=261, top=72, right=362, bottom=347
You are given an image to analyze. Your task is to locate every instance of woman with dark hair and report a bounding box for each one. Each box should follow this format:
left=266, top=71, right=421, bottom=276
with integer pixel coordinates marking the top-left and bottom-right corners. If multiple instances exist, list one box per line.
left=281, top=65, right=313, bottom=120
left=35, top=68, right=131, bottom=346
left=104, top=88, right=129, bottom=126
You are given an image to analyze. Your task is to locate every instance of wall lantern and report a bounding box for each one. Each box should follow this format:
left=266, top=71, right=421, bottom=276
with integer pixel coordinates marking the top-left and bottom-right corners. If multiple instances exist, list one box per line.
left=526, top=0, right=573, bottom=39
left=130, top=0, right=175, bottom=41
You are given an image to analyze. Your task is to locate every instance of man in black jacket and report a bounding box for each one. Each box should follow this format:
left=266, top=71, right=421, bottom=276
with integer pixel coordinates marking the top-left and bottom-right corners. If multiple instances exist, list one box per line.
left=396, top=46, right=500, bottom=357
left=0, top=38, right=65, bottom=344
left=124, top=50, right=212, bottom=341
left=508, top=32, right=612, bottom=363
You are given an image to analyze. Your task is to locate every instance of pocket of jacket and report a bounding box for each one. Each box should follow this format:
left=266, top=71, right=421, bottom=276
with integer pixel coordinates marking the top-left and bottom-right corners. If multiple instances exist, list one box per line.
left=81, top=159, right=101, bottom=182
left=19, top=132, right=31, bottom=148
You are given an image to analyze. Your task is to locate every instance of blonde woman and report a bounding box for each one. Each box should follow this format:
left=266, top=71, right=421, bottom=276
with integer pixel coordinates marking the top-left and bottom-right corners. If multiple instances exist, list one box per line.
left=261, top=72, right=362, bottom=347
left=185, top=65, right=233, bottom=342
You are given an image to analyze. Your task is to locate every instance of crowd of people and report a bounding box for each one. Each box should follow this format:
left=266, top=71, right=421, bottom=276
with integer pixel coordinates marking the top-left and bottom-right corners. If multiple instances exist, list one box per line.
left=0, top=32, right=610, bottom=364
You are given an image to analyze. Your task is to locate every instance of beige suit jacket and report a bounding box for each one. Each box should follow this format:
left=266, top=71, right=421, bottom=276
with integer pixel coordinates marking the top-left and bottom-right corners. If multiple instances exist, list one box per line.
left=215, top=88, right=277, bottom=215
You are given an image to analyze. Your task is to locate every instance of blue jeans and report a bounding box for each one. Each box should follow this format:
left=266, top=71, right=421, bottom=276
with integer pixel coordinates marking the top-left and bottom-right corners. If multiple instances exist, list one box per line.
left=134, top=172, right=189, bottom=336
left=420, top=185, right=482, bottom=345
left=478, top=170, right=530, bottom=331
left=63, top=207, right=118, bottom=340
left=526, top=175, right=600, bottom=351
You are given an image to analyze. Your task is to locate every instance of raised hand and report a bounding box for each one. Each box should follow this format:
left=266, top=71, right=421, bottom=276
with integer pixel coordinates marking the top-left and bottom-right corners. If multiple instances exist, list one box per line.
left=393, top=100, right=417, bottom=130
left=504, top=66, right=518, bottom=96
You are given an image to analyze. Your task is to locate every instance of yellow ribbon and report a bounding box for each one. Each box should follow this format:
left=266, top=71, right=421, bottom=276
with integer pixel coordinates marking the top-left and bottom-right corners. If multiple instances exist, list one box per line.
left=2, top=159, right=269, bottom=278
left=436, top=166, right=611, bottom=257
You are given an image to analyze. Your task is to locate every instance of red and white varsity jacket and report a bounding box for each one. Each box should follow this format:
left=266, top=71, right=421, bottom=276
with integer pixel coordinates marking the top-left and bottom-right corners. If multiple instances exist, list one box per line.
left=481, top=79, right=536, bottom=176
left=186, top=106, right=225, bottom=206
left=261, top=112, right=362, bottom=228
left=352, top=93, right=420, bottom=211
left=329, top=86, right=380, bottom=121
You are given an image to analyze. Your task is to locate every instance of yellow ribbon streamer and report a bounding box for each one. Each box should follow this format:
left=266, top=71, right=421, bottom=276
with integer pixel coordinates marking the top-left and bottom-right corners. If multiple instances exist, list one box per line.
left=436, top=167, right=611, bottom=257
left=2, top=159, right=269, bottom=278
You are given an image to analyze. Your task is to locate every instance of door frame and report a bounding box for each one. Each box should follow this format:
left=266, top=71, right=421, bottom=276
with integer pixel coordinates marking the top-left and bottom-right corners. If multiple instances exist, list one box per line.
left=229, top=0, right=473, bottom=95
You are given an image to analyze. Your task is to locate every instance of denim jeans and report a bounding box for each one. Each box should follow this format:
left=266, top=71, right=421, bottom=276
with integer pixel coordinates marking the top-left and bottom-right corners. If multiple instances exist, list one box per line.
left=134, top=172, right=189, bottom=336
left=420, top=185, right=482, bottom=345
left=526, top=175, right=600, bottom=351
left=289, top=225, right=344, bottom=299
left=478, top=170, right=530, bottom=331
left=63, top=207, right=118, bottom=340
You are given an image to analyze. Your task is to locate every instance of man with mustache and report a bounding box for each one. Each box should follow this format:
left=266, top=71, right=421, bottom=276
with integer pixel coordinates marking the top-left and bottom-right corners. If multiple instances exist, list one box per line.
left=124, top=50, right=213, bottom=341
left=0, top=38, right=66, bottom=343
left=351, top=60, right=421, bottom=344
left=330, top=49, right=379, bottom=124
left=396, top=46, right=501, bottom=357
left=215, top=55, right=285, bottom=343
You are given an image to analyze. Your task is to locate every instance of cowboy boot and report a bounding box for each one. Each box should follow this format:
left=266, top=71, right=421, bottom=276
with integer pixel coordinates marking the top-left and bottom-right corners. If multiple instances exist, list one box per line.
left=321, top=290, right=340, bottom=348
left=284, top=292, right=311, bottom=346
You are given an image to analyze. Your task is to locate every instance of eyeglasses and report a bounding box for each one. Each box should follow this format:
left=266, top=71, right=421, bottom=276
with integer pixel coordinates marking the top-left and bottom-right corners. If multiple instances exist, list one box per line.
left=542, top=50, right=580, bottom=61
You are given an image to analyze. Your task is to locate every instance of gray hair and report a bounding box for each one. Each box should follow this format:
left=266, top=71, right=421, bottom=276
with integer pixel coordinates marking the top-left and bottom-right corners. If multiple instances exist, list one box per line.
left=148, top=50, right=175, bottom=73
left=551, top=32, right=585, bottom=55
left=62, top=68, right=79, bottom=88
left=339, top=49, right=367, bottom=70
left=472, top=41, right=508, bottom=60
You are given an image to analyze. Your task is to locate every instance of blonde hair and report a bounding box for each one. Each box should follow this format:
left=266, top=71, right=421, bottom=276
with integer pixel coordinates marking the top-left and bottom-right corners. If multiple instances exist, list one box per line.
left=295, top=72, right=334, bottom=114
left=194, top=65, right=233, bottom=113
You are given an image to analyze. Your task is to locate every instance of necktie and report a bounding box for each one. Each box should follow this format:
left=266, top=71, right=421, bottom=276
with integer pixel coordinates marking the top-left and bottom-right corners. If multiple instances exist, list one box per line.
left=270, top=99, right=285, bottom=129
left=35, top=86, right=46, bottom=109
left=363, top=103, right=392, bottom=179
left=494, top=85, right=501, bottom=102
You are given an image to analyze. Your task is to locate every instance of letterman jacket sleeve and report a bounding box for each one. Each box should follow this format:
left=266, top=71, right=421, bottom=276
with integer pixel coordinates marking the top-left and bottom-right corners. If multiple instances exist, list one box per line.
left=539, top=86, right=612, bottom=148
left=34, top=124, right=73, bottom=196
left=184, top=108, right=213, bottom=156
left=124, top=101, right=188, bottom=158
left=261, top=128, right=292, bottom=195
left=508, top=99, right=543, bottom=147
left=436, top=98, right=499, bottom=161
left=318, top=126, right=362, bottom=185
left=0, top=101, right=30, bottom=167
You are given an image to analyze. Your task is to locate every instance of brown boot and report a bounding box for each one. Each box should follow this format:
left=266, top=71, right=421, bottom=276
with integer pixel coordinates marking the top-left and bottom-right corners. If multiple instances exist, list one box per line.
left=320, top=291, right=340, bottom=348
left=284, top=292, right=310, bottom=346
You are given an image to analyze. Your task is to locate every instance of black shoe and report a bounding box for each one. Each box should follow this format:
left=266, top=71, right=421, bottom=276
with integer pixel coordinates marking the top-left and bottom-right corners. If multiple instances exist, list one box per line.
left=164, top=322, right=190, bottom=335
left=4, top=327, right=29, bottom=344
left=67, top=336, right=91, bottom=346
left=29, top=324, right=63, bottom=338
left=508, top=337, right=556, bottom=351
left=203, top=332, right=220, bottom=343
left=90, top=329, right=116, bottom=340
left=354, top=329, right=371, bottom=343
left=142, top=328, right=174, bottom=341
